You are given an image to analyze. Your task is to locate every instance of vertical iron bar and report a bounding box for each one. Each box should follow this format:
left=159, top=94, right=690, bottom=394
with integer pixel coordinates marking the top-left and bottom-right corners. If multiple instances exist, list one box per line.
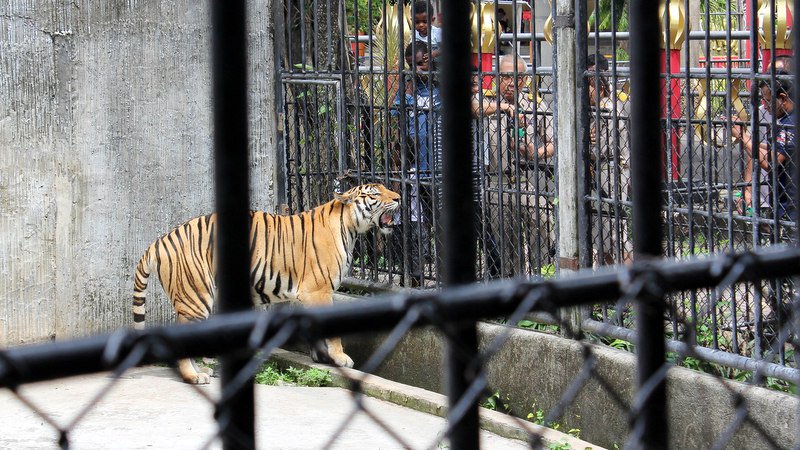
left=575, top=0, right=590, bottom=270
left=441, top=0, right=477, bottom=446
left=210, top=2, right=255, bottom=449
left=274, top=0, right=288, bottom=206
left=794, top=1, right=800, bottom=243
left=793, top=2, right=800, bottom=442
left=628, top=1, right=667, bottom=448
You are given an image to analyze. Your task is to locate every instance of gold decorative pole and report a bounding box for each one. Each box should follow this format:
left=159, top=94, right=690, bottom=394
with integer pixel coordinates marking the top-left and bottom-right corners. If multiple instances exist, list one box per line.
left=470, top=1, right=496, bottom=89
left=658, top=0, right=687, bottom=180
left=758, top=0, right=794, bottom=70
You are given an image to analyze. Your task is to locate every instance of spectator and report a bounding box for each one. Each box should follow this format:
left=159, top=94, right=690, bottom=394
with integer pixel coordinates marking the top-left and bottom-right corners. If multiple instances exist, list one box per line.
left=586, top=53, right=632, bottom=265
left=413, top=0, right=442, bottom=59
left=469, top=68, right=502, bottom=279
left=729, top=70, right=796, bottom=220
left=482, top=53, right=554, bottom=277
left=391, top=41, right=441, bottom=286
left=740, top=55, right=794, bottom=215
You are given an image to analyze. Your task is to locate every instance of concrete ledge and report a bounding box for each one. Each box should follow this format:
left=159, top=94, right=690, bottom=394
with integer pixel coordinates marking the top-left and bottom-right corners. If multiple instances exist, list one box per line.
left=269, top=349, right=599, bottom=449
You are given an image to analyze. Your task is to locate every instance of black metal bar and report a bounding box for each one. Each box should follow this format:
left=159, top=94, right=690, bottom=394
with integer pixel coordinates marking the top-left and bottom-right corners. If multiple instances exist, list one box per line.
left=581, top=319, right=799, bottom=382
left=575, top=0, right=590, bottom=270
left=440, top=0, right=478, bottom=444
left=274, top=0, right=288, bottom=206
left=210, top=2, right=254, bottom=448
left=4, top=247, right=800, bottom=389
left=628, top=0, right=667, bottom=447
left=794, top=0, right=800, bottom=242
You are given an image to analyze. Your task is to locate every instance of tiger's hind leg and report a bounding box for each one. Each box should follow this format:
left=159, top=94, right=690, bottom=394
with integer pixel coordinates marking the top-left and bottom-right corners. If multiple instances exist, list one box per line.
left=300, top=291, right=354, bottom=368
left=176, top=315, right=212, bottom=384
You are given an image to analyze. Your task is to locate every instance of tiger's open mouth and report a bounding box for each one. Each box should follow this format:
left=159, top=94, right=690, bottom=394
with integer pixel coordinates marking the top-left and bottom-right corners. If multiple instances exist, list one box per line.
left=379, top=211, right=396, bottom=230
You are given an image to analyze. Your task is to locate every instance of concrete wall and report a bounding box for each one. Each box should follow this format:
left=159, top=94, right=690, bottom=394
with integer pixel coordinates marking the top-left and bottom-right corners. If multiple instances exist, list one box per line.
left=344, top=321, right=798, bottom=449
left=0, top=0, right=278, bottom=345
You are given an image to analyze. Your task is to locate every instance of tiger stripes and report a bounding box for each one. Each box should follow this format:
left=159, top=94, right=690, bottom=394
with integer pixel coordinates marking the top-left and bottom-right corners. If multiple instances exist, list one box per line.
left=132, top=183, right=400, bottom=384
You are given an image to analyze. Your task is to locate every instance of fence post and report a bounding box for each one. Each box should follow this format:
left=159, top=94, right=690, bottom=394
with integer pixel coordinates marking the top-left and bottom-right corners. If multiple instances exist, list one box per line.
left=441, top=0, right=478, bottom=447
left=210, top=2, right=256, bottom=449
left=629, top=1, right=667, bottom=448
left=554, top=0, right=583, bottom=334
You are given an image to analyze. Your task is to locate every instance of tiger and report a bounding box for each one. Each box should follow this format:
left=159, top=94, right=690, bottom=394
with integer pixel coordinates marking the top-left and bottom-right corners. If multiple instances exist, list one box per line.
left=132, top=183, right=400, bottom=384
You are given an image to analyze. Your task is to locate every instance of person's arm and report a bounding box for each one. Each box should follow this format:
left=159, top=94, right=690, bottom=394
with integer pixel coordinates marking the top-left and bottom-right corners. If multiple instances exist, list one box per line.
left=518, top=116, right=553, bottom=161
left=730, top=122, right=780, bottom=170
left=741, top=157, right=753, bottom=209
left=471, top=96, right=514, bottom=117
left=530, top=103, right=555, bottom=160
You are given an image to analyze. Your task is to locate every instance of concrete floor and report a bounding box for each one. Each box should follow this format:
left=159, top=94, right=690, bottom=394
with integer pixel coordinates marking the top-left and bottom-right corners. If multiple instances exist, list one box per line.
left=0, top=366, right=530, bottom=449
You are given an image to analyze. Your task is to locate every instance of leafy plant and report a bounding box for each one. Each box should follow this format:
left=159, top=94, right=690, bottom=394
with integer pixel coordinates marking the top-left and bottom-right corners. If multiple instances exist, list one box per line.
left=481, top=391, right=512, bottom=414
left=590, top=0, right=628, bottom=32
left=608, top=338, right=634, bottom=352
left=547, top=440, right=574, bottom=450
left=517, top=319, right=560, bottom=334
left=527, top=402, right=581, bottom=440
left=254, top=363, right=332, bottom=387
left=345, top=0, right=384, bottom=33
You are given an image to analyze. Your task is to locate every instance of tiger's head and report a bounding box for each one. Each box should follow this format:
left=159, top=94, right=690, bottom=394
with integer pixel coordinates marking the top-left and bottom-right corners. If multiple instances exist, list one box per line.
left=336, top=183, right=401, bottom=234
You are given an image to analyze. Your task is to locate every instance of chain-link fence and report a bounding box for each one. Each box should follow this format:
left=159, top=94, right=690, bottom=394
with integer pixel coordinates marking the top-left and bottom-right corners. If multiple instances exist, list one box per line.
left=271, top=0, right=800, bottom=384
left=3, top=0, right=799, bottom=448
left=1, top=247, right=799, bottom=448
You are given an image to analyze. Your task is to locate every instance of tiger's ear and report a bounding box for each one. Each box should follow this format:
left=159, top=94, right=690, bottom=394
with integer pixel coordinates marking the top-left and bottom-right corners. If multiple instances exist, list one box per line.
left=335, top=191, right=354, bottom=205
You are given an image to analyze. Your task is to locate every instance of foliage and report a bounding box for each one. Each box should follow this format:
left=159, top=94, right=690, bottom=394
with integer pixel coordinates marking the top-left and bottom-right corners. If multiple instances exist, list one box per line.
left=607, top=338, right=634, bottom=352
left=481, top=392, right=582, bottom=446
left=254, top=363, right=333, bottom=387
left=517, top=319, right=560, bottom=334
left=527, top=402, right=582, bottom=440
left=614, top=47, right=629, bottom=63
left=699, top=0, right=739, bottom=32
left=345, top=0, right=385, bottom=33
left=540, top=263, right=556, bottom=278
left=481, top=391, right=513, bottom=414
left=590, top=0, right=628, bottom=32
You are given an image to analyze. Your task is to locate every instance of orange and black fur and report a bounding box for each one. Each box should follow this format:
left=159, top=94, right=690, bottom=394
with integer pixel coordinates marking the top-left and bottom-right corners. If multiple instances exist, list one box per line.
left=132, top=183, right=400, bottom=384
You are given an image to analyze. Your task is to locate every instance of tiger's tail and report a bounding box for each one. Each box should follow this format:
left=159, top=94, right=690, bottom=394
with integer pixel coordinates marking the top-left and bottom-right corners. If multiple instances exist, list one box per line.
left=132, top=242, right=157, bottom=330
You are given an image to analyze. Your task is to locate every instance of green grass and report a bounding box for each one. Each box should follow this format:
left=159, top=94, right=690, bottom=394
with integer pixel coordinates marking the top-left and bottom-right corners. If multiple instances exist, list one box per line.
left=254, top=363, right=333, bottom=387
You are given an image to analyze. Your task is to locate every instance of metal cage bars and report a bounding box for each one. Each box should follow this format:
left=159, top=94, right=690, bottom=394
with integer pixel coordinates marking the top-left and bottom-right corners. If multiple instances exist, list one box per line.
left=1, top=247, right=800, bottom=446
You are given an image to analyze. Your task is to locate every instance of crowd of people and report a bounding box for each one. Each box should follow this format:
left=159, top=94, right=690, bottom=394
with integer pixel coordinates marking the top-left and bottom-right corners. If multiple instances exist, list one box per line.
left=382, top=0, right=796, bottom=284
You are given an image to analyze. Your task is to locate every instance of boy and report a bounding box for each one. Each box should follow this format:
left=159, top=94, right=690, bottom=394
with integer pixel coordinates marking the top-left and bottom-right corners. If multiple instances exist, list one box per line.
left=413, top=0, right=441, bottom=59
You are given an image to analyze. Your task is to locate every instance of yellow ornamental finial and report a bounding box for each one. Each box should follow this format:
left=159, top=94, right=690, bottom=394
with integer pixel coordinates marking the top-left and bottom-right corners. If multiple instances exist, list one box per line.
left=543, top=14, right=553, bottom=44
left=470, top=2, right=496, bottom=53
left=543, top=0, right=553, bottom=44
left=659, top=0, right=687, bottom=50
left=759, top=0, right=794, bottom=50
left=545, top=0, right=595, bottom=45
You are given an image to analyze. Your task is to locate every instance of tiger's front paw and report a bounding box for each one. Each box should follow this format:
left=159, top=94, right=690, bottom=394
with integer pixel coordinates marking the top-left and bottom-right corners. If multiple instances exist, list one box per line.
left=185, top=372, right=211, bottom=385
left=331, top=352, right=354, bottom=368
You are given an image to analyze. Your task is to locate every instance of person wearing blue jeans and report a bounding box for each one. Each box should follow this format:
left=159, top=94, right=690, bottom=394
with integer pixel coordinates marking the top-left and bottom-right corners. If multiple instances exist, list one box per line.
left=391, top=41, right=441, bottom=286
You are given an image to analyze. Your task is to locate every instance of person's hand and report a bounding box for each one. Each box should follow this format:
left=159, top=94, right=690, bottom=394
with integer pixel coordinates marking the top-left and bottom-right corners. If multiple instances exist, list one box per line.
left=743, top=188, right=752, bottom=209
left=500, top=101, right=514, bottom=116
left=720, top=115, right=745, bottom=141
left=589, top=125, right=597, bottom=145
left=735, top=188, right=753, bottom=216
left=500, top=102, right=526, bottom=124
